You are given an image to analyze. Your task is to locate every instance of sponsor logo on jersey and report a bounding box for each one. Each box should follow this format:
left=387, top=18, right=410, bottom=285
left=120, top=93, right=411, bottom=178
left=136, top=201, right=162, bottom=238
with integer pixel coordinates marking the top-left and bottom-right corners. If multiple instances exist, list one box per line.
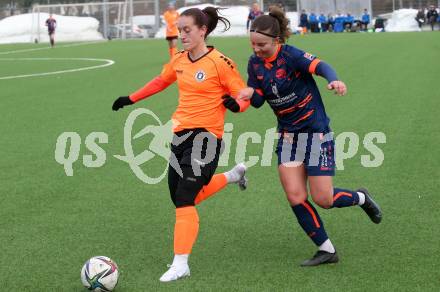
left=271, top=81, right=280, bottom=97
left=303, top=52, right=315, bottom=60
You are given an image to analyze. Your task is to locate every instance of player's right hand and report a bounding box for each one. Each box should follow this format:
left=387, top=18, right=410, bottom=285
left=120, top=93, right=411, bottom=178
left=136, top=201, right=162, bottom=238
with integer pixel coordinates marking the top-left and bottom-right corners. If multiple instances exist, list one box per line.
left=222, top=95, right=240, bottom=112
left=112, top=96, right=133, bottom=111
left=327, top=81, right=347, bottom=96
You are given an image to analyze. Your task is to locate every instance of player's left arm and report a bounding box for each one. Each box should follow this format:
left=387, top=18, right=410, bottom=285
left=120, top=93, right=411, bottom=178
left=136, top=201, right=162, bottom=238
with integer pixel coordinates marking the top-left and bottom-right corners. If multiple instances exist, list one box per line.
left=292, top=47, right=347, bottom=96
left=246, top=60, right=265, bottom=108
left=315, top=62, right=347, bottom=96
left=112, top=57, right=177, bottom=111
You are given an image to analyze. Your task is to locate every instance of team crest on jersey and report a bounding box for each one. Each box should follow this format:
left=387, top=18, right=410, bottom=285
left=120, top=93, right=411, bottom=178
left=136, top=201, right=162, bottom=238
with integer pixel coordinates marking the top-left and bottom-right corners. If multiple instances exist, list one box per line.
left=194, top=70, right=206, bottom=82
left=276, top=68, right=286, bottom=79
left=303, top=52, right=315, bottom=60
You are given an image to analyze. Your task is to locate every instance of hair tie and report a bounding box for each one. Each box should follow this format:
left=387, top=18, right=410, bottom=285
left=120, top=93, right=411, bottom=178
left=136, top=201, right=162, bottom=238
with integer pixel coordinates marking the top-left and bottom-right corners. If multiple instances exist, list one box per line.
left=201, top=9, right=209, bottom=25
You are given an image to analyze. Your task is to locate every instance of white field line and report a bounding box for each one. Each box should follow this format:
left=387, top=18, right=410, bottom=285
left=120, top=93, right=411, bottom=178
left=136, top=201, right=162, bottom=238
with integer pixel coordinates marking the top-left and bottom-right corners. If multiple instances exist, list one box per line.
left=0, top=40, right=106, bottom=55
left=0, top=57, right=115, bottom=80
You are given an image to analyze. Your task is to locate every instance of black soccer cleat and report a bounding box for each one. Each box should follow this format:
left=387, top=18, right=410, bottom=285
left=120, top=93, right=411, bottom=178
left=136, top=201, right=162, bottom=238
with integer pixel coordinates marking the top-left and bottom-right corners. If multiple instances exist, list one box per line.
left=357, top=188, right=382, bottom=224
left=300, top=250, right=339, bottom=267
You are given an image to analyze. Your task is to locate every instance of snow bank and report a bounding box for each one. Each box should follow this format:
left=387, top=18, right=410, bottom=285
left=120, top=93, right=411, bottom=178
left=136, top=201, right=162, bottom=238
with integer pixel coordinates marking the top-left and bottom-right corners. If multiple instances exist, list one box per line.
left=0, top=7, right=429, bottom=44
left=0, top=13, right=103, bottom=44
left=385, top=9, right=420, bottom=32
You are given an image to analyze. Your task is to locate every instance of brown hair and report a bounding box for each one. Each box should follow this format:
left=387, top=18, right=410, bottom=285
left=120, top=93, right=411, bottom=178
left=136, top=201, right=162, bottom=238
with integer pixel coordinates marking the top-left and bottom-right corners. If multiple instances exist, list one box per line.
left=180, top=7, right=231, bottom=39
left=250, top=6, right=291, bottom=43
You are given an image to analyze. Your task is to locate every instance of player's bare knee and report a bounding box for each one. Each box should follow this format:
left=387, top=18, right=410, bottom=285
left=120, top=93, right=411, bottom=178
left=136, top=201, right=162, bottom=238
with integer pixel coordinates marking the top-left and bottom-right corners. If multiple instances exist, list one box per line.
left=285, top=191, right=307, bottom=206
left=312, top=196, right=333, bottom=209
left=309, top=185, right=333, bottom=208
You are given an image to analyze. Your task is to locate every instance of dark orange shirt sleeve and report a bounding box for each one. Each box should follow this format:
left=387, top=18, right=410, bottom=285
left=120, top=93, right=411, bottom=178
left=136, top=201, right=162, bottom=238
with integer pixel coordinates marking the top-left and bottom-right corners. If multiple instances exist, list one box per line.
left=218, top=58, right=250, bottom=112
left=129, top=77, right=171, bottom=102
left=128, top=56, right=179, bottom=102
left=159, top=56, right=178, bottom=83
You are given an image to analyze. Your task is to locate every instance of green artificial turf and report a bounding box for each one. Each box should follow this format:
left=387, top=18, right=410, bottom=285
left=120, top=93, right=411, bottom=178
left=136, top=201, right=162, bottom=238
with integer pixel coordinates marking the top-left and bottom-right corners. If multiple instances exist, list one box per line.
left=1, top=32, right=439, bottom=291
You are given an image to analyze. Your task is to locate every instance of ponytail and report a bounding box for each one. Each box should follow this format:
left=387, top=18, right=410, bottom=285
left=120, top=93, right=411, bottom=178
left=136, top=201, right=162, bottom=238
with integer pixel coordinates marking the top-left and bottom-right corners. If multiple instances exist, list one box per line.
left=250, top=6, right=291, bottom=43
left=181, top=7, right=231, bottom=39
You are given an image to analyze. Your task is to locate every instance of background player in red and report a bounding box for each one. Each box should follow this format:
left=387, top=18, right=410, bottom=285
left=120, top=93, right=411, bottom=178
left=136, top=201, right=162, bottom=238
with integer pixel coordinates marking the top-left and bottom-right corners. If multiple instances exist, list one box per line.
left=242, top=7, right=382, bottom=266
left=45, top=13, right=57, bottom=47
left=163, top=3, right=180, bottom=57
left=112, top=7, right=253, bottom=282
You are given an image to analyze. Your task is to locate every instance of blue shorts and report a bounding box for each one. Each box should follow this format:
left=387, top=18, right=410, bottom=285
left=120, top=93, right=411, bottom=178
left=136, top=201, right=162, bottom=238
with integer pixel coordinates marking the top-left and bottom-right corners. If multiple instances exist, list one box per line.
left=275, top=130, right=335, bottom=176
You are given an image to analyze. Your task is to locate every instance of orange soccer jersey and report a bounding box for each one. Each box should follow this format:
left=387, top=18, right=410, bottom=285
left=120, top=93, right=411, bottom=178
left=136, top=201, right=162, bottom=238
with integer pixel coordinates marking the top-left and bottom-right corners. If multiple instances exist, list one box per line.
left=163, top=10, right=179, bottom=37
left=128, top=47, right=249, bottom=138
left=161, top=47, right=247, bottom=138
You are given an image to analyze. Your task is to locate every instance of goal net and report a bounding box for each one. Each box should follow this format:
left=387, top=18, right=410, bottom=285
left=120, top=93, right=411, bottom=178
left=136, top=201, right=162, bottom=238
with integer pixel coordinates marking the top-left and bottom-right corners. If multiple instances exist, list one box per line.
left=30, top=0, right=160, bottom=43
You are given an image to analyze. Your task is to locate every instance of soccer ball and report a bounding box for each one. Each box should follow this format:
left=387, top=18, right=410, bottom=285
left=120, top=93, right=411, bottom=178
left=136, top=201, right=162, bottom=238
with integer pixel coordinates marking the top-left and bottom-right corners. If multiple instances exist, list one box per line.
left=80, top=256, right=119, bottom=291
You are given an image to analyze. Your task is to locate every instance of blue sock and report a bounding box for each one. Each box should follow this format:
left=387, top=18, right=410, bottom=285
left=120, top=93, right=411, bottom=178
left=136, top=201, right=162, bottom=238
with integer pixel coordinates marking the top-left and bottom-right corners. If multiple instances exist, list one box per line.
left=331, top=188, right=360, bottom=208
left=291, top=201, right=328, bottom=246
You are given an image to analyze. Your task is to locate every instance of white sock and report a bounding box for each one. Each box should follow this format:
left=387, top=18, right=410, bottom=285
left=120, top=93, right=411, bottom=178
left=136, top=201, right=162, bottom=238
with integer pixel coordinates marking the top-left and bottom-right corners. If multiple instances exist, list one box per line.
left=224, top=163, right=246, bottom=183
left=357, top=192, right=365, bottom=206
left=172, top=254, right=189, bottom=266
left=319, top=239, right=335, bottom=253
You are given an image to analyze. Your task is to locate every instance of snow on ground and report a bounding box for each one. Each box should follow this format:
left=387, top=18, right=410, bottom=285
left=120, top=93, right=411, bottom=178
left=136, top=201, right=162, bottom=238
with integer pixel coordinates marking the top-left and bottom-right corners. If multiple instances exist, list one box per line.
left=0, top=12, right=103, bottom=44
left=0, top=7, right=431, bottom=44
left=384, top=9, right=420, bottom=32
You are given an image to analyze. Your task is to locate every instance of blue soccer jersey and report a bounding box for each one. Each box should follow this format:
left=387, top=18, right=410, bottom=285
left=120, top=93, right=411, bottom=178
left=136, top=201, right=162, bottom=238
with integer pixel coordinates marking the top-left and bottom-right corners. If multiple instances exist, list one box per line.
left=247, top=44, right=330, bottom=133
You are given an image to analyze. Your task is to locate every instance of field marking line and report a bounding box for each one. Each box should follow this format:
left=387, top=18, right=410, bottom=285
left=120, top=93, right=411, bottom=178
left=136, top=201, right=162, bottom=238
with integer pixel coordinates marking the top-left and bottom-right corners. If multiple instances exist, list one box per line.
left=0, top=57, right=115, bottom=80
left=0, top=40, right=106, bottom=55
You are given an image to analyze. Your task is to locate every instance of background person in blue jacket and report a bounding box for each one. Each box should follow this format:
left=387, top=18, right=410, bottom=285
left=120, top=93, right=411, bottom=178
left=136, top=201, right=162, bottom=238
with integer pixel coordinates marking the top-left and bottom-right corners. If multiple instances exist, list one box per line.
left=327, top=13, right=334, bottom=32
left=309, top=12, right=319, bottom=33
left=334, top=13, right=345, bottom=32
left=361, top=9, right=370, bottom=31
left=344, top=13, right=354, bottom=31
left=319, top=13, right=328, bottom=32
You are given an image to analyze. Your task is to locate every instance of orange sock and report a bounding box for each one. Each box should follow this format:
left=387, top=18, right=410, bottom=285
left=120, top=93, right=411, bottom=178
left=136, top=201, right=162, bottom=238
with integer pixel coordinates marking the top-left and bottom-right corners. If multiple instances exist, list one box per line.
left=174, top=206, right=199, bottom=254
left=194, top=174, right=228, bottom=205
